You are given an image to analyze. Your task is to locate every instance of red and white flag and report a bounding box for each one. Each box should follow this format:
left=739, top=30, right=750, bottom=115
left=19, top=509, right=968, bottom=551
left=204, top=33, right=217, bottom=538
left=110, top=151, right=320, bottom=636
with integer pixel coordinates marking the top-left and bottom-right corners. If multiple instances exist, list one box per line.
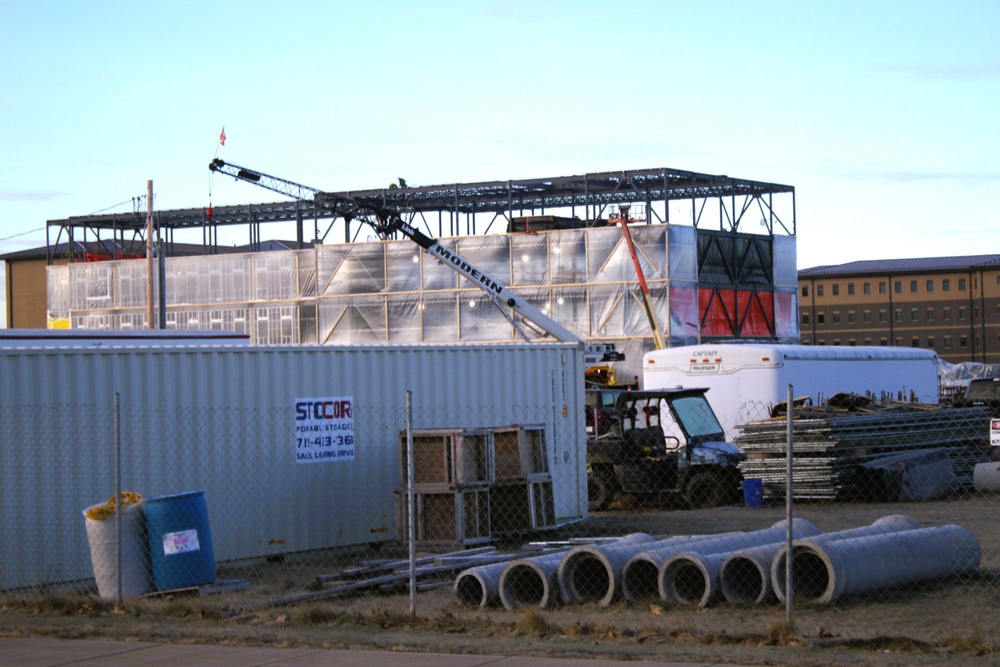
left=219, top=126, right=226, bottom=146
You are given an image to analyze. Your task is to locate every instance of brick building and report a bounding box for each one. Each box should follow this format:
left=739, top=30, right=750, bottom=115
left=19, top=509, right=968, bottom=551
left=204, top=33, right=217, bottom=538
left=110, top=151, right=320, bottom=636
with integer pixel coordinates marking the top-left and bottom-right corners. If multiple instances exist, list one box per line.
left=798, top=255, right=1000, bottom=364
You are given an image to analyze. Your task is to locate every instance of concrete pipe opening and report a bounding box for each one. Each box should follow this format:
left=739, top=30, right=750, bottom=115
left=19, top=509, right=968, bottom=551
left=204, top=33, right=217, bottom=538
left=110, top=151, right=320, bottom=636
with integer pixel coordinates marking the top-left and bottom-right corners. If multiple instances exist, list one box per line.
left=720, top=556, right=767, bottom=604
left=500, top=564, right=547, bottom=609
left=621, top=558, right=661, bottom=602
left=561, top=552, right=612, bottom=603
left=454, top=572, right=488, bottom=607
left=661, top=557, right=708, bottom=606
left=773, top=547, right=830, bottom=601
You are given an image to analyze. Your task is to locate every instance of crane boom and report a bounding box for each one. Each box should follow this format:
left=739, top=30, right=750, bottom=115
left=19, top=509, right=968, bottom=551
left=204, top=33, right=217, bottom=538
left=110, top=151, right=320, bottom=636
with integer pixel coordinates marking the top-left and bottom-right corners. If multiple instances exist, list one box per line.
left=210, top=159, right=369, bottom=221
left=613, top=206, right=666, bottom=350
left=388, top=218, right=579, bottom=343
left=209, top=159, right=623, bottom=362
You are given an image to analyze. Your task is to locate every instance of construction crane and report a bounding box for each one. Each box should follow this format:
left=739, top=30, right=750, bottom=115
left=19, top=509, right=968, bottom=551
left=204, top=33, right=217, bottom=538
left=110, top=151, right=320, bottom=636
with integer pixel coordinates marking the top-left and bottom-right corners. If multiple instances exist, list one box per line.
left=610, top=205, right=666, bottom=350
left=209, top=159, right=387, bottom=240
left=209, top=159, right=623, bottom=365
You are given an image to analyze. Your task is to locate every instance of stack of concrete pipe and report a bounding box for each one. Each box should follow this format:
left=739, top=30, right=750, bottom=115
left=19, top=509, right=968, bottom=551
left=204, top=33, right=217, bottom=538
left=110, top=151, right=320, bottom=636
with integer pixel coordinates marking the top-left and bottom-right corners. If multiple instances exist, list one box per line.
left=453, top=515, right=980, bottom=609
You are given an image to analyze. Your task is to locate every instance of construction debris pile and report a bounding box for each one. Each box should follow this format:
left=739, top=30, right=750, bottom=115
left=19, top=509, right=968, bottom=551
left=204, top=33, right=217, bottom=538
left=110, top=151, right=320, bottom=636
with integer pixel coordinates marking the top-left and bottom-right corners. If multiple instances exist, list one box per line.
left=452, top=516, right=980, bottom=609
left=734, top=396, right=994, bottom=502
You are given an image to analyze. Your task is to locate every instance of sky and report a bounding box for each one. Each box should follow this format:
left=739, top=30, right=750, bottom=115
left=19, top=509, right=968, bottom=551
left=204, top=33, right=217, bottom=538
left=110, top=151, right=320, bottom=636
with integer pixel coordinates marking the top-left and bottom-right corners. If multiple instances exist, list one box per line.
left=1, top=0, right=998, bottom=326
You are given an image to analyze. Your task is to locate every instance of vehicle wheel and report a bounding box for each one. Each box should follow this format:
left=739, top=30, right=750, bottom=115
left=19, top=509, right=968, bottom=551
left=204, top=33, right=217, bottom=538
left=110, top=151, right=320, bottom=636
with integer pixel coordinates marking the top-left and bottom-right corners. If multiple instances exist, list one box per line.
left=588, top=474, right=613, bottom=512
left=683, top=471, right=726, bottom=509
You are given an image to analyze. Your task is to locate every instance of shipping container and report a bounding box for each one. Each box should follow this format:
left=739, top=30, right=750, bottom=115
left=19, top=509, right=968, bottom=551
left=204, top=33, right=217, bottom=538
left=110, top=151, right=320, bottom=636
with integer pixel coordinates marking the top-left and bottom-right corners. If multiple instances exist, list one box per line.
left=0, top=328, right=249, bottom=348
left=0, top=343, right=584, bottom=591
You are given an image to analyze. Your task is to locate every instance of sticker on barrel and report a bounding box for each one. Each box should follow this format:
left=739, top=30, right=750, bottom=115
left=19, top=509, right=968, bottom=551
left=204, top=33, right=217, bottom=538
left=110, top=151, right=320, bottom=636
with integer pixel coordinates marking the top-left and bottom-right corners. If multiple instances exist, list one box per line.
left=162, top=529, right=200, bottom=556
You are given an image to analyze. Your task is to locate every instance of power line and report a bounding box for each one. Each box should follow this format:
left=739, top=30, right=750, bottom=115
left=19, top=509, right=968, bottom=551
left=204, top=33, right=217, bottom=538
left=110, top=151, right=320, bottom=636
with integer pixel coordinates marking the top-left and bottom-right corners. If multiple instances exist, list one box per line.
left=0, top=227, right=45, bottom=243
left=88, top=198, right=139, bottom=216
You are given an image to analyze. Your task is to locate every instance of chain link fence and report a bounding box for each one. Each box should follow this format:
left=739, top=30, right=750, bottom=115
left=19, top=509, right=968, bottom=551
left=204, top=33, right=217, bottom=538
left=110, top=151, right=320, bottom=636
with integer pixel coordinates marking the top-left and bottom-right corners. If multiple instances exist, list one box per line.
left=3, top=388, right=1000, bottom=651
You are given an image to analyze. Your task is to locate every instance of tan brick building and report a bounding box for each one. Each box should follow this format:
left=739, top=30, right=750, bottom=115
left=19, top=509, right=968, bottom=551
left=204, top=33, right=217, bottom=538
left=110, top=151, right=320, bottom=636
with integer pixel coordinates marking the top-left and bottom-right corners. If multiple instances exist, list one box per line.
left=798, top=255, right=1000, bottom=364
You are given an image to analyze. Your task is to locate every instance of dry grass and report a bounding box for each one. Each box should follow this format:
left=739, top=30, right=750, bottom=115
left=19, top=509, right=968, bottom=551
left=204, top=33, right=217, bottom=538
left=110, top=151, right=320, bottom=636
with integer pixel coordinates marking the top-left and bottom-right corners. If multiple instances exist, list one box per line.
left=4, top=497, right=1000, bottom=666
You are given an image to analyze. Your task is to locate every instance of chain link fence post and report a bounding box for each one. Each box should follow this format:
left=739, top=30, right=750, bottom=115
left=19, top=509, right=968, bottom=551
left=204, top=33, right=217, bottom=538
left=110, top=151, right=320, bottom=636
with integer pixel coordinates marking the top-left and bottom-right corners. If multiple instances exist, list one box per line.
left=113, top=391, right=123, bottom=608
left=405, top=390, right=416, bottom=618
left=785, top=383, right=794, bottom=631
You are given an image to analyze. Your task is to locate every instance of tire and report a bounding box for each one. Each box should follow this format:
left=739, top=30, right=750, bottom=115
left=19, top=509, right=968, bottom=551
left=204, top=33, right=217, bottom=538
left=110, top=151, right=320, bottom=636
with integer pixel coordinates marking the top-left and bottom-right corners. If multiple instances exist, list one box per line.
left=588, top=473, right=613, bottom=512
left=683, top=470, right=726, bottom=509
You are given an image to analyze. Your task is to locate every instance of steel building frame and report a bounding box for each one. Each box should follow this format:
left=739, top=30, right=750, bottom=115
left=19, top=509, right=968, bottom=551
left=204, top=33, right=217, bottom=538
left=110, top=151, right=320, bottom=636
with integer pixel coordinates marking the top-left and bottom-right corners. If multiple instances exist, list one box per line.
left=45, top=167, right=795, bottom=263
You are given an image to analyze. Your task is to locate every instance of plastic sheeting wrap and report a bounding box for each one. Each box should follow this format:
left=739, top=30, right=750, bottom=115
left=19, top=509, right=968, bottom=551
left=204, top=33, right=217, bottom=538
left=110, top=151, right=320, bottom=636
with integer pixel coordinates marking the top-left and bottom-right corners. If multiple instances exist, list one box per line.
left=49, top=224, right=796, bottom=358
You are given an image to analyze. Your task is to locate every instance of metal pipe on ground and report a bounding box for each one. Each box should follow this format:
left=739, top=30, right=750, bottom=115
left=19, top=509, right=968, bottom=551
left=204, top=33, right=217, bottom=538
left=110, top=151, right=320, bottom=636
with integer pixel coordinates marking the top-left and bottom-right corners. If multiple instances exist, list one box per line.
left=657, top=519, right=822, bottom=608
left=721, top=514, right=920, bottom=605
left=620, top=519, right=819, bottom=605
left=771, top=524, right=981, bottom=605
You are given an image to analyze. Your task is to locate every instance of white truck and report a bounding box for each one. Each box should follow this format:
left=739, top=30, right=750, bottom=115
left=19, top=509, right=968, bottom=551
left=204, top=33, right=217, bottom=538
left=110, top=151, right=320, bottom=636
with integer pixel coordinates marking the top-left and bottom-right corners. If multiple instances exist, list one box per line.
left=642, top=344, right=941, bottom=442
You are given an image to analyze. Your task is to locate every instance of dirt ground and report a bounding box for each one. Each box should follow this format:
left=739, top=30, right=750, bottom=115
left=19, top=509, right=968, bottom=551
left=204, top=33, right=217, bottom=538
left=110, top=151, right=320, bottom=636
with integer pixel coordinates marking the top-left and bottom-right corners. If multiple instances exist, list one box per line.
left=3, top=497, right=1000, bottom=667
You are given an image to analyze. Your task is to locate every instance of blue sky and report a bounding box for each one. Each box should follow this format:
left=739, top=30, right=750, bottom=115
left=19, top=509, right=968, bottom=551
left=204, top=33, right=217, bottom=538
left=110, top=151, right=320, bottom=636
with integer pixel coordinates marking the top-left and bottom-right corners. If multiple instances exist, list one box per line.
left=2, top=0, right=998, bottom=325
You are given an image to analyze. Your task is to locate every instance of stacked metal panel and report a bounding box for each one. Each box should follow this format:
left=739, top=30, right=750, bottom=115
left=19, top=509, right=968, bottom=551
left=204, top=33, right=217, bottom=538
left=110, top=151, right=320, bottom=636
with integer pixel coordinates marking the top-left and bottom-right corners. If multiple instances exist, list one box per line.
left=735, top=406, right=994, bottom=501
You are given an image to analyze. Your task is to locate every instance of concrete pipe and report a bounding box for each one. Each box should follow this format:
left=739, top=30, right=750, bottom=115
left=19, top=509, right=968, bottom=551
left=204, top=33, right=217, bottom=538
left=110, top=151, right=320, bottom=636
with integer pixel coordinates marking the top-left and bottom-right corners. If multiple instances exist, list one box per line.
left=456, top=536, right=647, bottom=608
left=499, top=551, right=568, bottom=610
left=657, top=519, right=822, bottom=608
left=721, top=515, right=919, bottom=606
left=556, top=532, right=671, bottom=606
left=620, top=519, right=819, bottom=605
left=973, top=461, right=1000, bottom=492
left=771, top=524, right=981, bottom=605
left=454, top=560, right=510, bottom=607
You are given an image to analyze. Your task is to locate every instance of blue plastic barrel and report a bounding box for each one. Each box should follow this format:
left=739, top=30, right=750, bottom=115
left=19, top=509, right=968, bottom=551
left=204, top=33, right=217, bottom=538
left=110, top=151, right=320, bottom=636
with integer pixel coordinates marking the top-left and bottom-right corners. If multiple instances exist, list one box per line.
left=144, top=491, right=216, bottom=591
left=741, top=478, right=764, bottom=508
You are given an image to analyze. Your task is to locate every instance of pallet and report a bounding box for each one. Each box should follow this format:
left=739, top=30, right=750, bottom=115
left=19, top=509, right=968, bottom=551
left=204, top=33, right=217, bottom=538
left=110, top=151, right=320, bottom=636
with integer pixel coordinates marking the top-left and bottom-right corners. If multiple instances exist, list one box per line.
left=144, top=578, right=250, bottom=597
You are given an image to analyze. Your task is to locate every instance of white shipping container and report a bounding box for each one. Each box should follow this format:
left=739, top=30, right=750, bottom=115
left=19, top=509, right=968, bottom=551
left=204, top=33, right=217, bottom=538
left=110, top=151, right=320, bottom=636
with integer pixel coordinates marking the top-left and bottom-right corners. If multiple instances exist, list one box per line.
left=0, top=343, right=584, bottom=591
left=643, top=344, right=940, bottom=442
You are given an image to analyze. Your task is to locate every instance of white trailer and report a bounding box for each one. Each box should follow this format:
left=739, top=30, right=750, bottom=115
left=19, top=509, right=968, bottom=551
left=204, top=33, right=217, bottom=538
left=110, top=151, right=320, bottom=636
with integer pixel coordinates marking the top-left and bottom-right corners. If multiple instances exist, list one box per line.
left=642, top=344, right=940, bottom=441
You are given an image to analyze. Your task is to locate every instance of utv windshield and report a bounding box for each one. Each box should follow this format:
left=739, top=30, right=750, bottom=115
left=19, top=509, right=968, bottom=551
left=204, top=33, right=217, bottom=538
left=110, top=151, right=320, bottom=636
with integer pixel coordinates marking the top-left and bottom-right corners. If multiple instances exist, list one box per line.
left=670, top=396, right=725, bottom=441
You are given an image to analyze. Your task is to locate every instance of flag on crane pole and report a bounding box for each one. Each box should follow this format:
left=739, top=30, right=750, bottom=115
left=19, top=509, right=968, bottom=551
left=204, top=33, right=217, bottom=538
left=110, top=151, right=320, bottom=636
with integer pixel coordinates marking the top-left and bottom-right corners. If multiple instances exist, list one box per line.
left=219, top=126, right=226, bottom=146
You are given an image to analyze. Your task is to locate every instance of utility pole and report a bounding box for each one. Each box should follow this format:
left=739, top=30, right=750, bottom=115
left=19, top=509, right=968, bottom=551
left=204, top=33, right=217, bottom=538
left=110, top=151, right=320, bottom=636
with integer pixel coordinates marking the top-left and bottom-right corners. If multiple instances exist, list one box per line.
left=145, top=180, right=155, bottom=329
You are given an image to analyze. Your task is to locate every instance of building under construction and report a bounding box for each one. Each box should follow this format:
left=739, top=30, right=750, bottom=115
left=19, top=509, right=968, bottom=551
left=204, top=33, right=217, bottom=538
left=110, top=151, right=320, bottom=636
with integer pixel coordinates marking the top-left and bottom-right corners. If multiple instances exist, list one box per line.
left=42, top=164, right=797, bottom=374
